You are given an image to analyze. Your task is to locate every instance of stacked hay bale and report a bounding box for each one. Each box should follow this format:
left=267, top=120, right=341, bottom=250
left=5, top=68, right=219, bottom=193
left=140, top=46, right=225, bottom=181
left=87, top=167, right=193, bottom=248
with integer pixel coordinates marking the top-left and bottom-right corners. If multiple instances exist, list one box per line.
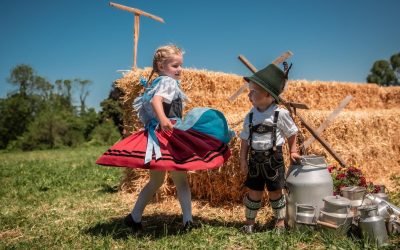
left=116, top=68, right=400, bottom=205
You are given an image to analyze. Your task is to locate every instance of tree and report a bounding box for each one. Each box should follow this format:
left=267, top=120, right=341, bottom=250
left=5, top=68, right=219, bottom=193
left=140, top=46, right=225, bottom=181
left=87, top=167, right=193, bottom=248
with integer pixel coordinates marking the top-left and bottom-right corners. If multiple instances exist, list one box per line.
left=390, top=53, right=400, bottom=79
left=8, top=64, right=35, bottom=96
left=99, top=84, right=124, bottom=135
left=75, top=78, right=92, bottom=114
left=0, top=94, right=34, bottom=149
left=367, top=52, right=400, bottom=86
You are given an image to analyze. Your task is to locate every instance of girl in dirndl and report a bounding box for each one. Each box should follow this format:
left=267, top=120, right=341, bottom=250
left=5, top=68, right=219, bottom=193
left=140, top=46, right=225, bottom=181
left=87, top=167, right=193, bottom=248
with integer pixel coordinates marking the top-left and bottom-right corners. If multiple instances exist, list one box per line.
left=96, top=44, right=233, bottom=232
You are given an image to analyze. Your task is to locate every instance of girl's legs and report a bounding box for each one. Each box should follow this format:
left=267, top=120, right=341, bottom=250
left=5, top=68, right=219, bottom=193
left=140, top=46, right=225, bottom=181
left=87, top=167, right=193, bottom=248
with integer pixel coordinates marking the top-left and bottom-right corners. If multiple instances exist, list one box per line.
left=131, top=170, right=166, bottom=222
left=170, top=171, right=192, bottom=224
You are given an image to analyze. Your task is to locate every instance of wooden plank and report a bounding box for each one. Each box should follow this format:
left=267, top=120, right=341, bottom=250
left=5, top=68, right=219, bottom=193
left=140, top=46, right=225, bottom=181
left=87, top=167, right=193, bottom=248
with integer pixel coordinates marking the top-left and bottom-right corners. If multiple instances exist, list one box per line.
left=302, top=95, right=353, bottom=149
left=109, top=2, right=165, bottom=23
left=272, top=51, right=293, bottom=65
left=133, top=14, right=140, bottom=69
left=228, top=83, right=248, bottom=102
left=238, top=55, right=257, bottom=73
left=297, top=114, right=348, bottom=168
left=289, top=102, right=309, bottom=110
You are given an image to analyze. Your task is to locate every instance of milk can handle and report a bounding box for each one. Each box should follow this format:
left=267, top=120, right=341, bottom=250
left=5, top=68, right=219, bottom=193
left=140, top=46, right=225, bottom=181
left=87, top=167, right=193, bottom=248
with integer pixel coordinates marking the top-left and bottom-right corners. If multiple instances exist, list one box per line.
left=316, top=220, right=339, bottom=229
left=295, top=203, right=317, bottom=224
left=319, top=210, right=350, bottom=228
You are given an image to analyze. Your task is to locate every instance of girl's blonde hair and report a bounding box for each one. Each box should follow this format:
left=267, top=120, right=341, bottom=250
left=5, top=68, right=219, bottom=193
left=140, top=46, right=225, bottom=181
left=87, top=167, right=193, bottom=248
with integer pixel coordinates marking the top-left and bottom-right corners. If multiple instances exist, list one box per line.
left=147, top=44, right=184, bottom=85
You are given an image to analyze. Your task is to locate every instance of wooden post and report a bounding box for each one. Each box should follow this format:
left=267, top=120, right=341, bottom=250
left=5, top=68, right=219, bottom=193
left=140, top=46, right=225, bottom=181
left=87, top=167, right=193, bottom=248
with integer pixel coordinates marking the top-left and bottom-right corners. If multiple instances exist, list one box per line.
left=109, top=2, right=164, bottom=70
left=237, top=56, right=348, bottom=168
left=302, top=95, right=353, bottom=149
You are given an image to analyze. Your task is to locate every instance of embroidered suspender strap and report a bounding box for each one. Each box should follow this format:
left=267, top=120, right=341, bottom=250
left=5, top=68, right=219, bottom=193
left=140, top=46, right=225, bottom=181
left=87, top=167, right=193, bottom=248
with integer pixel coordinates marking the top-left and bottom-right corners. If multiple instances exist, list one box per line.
left=248, top=112, right=254, bottom=147
left=272, top=110, right=280, bottom=151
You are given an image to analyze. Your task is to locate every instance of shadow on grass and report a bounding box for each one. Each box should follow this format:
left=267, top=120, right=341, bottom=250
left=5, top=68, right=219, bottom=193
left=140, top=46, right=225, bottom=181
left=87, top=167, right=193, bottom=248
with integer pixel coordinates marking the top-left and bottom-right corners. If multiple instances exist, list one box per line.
left=98, top=184, right=119, bottom=194
left=83, top=212, right=244, bottom=240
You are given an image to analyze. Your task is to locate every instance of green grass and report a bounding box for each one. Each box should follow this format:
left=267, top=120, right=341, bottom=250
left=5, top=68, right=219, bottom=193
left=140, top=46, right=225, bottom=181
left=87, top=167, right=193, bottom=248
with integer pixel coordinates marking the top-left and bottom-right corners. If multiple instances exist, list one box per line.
left=0, top=147, right=399, bottom=249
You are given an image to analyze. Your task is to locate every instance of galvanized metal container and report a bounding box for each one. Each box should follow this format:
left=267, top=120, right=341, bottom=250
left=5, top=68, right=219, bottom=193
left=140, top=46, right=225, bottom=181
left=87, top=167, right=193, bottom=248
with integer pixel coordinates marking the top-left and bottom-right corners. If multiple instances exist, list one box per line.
left=341, top=186, right=366, bottom=210
left=317, top=195, right=354, bottom=235
left=285, top=155, right=333, bottom=229
left=358, top=204, right=389, bottom=247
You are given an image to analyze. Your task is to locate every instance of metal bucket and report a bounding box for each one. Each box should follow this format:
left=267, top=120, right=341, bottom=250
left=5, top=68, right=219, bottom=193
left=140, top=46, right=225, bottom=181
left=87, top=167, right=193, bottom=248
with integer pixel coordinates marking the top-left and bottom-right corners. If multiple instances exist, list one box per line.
left=341, top=186, right=366, bottom=209
left=317, top=195, right=353, bottom=235
left=317, top=210, right=354, bottom=235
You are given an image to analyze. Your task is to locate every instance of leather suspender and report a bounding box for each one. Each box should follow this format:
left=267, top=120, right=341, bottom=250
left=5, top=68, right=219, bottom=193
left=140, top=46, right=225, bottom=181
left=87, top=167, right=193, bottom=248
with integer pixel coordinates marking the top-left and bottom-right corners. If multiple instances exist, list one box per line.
left=248, top=110, right=280, bottom=151
left=272, top=110, right=280, bottom=151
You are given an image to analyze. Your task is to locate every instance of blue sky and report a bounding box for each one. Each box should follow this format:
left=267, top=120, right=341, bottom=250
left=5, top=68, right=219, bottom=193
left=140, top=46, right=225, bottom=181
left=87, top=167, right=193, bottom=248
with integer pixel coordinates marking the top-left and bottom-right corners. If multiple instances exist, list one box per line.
left=1, top=0, right=399, bottom=110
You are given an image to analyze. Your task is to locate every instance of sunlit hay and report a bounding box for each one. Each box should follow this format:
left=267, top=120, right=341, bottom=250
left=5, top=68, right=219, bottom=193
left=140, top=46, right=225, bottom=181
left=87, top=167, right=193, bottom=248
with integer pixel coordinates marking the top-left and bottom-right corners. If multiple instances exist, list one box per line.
left=282, top=80, right=400, bottom=110
left=116, top=68, right=400, bottom=205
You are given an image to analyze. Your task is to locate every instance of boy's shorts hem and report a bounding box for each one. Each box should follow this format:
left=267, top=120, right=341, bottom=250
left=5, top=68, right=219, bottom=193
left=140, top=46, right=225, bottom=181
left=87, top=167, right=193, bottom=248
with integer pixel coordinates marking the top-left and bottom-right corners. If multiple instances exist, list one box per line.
left=244, top=167, right=285, bottom=191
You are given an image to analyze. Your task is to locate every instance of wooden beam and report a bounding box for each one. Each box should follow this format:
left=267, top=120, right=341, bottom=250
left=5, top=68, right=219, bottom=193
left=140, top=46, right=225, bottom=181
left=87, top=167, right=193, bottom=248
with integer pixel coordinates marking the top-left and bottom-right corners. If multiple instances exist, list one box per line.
left=133, top=14, right=140, bottom=69
left=297, top=114, right=348, bottom=168
left=109, top=2, right=165, bottom=23
left=238, top=55, right=257, bottom=73
left=302, top=95, right=352, bottom=149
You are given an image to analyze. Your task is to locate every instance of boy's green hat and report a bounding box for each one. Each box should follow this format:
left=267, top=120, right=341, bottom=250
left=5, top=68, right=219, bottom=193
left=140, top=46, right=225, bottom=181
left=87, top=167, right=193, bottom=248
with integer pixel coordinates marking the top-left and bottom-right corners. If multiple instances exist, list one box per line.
left=244, top=64, right=286, bottom=102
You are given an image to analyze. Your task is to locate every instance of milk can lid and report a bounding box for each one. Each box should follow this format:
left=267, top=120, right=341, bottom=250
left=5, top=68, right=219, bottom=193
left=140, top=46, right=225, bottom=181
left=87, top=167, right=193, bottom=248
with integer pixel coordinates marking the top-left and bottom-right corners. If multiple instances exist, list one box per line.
left=358, top=204, right=378, bottom=212
left=323, top=195, right=351, bottom=206
left=340, top=186, right=366, bottom=192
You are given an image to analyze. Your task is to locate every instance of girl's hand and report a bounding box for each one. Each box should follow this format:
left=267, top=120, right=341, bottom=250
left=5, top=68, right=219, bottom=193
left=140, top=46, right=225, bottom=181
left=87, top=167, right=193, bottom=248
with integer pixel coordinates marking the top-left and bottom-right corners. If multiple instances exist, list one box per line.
left=240, top=159, right=248, bottom=175
left=160, top=117, right=174, bottom=131
left=290, top=152, right=302, bottom=164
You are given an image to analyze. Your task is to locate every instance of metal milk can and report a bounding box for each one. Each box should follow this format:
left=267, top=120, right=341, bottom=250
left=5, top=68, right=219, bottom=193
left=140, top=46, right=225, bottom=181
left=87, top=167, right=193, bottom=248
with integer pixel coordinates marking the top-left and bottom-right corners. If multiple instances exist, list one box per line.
left=358, top=204, right=389, bottom=247
left=317, top=195, right=354, bottom=235
left=373, top=184, right=389, bottom=201
left=285, top=155, right=333, bottom=228
left=341, top=186, right=366, bottom=213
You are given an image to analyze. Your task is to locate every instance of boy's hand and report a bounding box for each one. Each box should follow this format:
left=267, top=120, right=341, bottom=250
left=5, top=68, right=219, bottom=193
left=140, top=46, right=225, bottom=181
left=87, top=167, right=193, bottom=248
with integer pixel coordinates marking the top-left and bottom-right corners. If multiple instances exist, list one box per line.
left=160, top=118, right=174, bottom=131
left=240, top=159, right=248, bottom=175
left=290, top=152, right=302, bottom=164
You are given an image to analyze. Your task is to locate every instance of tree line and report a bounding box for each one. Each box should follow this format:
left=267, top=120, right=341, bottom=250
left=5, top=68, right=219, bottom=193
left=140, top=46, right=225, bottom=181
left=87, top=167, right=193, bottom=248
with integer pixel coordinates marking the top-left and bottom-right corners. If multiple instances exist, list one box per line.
left=0, top=64, right=124, bottom=151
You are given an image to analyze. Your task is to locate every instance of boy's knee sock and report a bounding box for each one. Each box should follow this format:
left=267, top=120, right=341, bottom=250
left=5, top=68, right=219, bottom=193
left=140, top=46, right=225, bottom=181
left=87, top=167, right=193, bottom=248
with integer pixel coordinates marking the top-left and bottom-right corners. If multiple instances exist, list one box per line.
left=269, top=195, right=286, bottom=220
left=170, top=171, right=192, bottom=223
left=131, top=170, right=166, bottom=222
left=244, top=194, right=262, bottom=221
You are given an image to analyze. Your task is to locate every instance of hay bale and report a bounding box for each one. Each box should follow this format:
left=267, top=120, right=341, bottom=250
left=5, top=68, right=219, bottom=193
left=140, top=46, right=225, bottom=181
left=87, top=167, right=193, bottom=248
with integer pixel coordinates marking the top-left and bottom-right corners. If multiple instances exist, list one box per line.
left=115, top=68, right=400, bottom=205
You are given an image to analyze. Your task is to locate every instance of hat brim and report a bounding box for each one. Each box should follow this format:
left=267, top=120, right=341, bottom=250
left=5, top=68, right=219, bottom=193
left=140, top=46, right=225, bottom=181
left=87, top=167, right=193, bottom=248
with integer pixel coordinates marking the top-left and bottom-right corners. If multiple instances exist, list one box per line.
left=244, top=76, right=281, bottom=102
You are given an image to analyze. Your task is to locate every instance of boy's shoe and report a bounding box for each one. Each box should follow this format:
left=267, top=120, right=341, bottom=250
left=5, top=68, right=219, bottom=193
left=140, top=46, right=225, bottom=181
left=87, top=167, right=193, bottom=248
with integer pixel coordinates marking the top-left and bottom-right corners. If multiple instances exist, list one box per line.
left=124, top=214, right=143, bottom=233
left=240, top=224, right=254, bottom=234
left=274, top=219, right=286, bottom=234
left=182, top=220, right=194, bottom=232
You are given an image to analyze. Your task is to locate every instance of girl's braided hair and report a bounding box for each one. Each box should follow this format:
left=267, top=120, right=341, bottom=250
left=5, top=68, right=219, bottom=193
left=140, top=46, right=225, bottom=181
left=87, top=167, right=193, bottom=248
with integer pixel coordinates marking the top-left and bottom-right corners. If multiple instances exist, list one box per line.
left=146, top=44, right=184, bottom=86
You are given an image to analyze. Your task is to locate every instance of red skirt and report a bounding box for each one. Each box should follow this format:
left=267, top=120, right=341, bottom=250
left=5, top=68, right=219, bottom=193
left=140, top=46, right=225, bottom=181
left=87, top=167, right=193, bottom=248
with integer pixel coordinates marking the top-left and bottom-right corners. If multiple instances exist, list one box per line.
left=96, top=128, right=231, bottom=171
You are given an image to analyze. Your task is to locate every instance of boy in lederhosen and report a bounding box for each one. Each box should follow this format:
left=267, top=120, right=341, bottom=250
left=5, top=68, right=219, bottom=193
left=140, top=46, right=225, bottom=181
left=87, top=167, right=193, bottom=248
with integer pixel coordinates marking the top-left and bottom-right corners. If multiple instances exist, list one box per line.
left=239, top=63, right=301, bottom=233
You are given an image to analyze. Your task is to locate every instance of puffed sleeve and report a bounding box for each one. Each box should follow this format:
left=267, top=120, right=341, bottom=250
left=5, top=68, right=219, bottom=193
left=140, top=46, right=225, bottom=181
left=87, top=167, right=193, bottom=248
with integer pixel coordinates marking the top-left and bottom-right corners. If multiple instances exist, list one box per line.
left=278, top=109, right=298, bottom=138
left=153, top=77, right=177, bottom=103
left=239, top=112, right=251, bottom=140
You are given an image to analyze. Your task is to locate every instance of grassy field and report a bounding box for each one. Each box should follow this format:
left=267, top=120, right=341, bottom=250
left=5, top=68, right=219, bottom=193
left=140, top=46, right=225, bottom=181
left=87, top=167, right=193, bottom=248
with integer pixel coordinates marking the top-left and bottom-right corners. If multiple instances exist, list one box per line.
left=0, top=147, right=399, bottom=249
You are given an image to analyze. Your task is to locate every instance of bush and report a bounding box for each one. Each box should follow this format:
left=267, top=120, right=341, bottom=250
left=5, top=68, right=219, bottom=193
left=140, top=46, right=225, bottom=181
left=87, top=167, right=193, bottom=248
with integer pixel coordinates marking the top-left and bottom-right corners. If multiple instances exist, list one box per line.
left=14, top=110, right=86, bottom=150
left=87, top=120, right=121, bottom=146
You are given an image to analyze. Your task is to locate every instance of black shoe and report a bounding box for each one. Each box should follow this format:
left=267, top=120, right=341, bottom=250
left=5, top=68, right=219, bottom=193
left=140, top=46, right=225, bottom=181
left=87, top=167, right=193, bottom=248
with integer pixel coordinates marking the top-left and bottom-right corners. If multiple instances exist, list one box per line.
left=124, top=214, right=143, bottom=233
left=182, top=221, right=194, bottom=232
